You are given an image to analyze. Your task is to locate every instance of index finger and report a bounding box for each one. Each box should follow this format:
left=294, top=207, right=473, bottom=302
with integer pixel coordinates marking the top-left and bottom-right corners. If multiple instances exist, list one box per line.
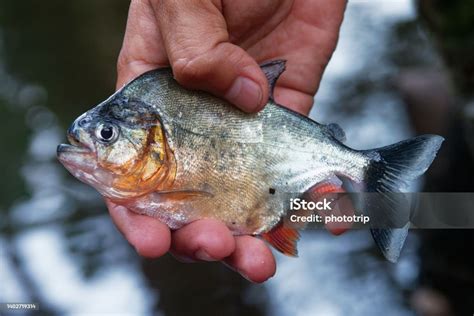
left=116, top=0, right=168, bottom=88
left=106, top=199, right=171, bottom=258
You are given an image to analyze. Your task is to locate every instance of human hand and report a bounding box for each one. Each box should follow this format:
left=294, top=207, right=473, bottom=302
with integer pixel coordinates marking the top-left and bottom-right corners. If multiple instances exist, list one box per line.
left=110, top=0, right=346, bottom=282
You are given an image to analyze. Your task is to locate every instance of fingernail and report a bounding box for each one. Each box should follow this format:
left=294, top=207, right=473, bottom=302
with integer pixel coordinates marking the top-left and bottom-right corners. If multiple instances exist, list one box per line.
left=195, top=249, right=217, bottom=262
left=225, top=76, right=263, bottom=112
left=222, top=262, right=256, bottom=283
left=222, top=261, right=234, bottom=270
left=238, top=271, right=255, bottom=283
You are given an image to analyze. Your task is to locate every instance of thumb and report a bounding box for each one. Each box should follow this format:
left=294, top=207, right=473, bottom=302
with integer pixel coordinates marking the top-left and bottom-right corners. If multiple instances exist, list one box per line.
left=153, top=0, right=269, bottom=112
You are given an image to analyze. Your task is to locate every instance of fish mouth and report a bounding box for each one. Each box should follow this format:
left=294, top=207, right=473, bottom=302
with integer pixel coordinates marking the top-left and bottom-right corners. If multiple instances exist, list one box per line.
left=57, top=140, right=96, bottom=176
left=57, top=143, right=91, bottom=155
left=57, top=133, right=92, bottom=156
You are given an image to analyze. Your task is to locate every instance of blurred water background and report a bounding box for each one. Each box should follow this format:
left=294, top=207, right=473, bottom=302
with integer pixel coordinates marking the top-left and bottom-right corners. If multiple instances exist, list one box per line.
left=1, top=1, right=473, bottom=315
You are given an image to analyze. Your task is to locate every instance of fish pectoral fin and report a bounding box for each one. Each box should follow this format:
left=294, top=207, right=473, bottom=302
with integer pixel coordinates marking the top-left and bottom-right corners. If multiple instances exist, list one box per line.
left=152, top=190, right=213, bottom=202
left=261, top=222, right=300, bottom=257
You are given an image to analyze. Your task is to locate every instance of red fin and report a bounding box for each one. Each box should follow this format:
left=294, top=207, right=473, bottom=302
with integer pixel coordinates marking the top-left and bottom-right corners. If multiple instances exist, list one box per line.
left=261, top=222, right=300, bottom=257
left=309, top=181, right=352, bottom=236
left=312, top=182, right=344, bottom=195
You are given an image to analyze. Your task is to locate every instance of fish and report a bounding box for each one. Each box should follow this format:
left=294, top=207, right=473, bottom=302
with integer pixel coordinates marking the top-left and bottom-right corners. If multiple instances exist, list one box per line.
left=57, top=60, right=444, bottom=262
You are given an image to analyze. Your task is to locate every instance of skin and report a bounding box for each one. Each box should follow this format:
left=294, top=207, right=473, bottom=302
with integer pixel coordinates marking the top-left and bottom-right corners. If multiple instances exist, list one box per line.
left=109, top=0, right=347, bottom=283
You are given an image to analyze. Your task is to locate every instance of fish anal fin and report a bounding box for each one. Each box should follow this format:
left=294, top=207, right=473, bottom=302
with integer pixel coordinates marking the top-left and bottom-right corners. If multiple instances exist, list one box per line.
left=261, top=222, right=300, bottom=257
left=305, top=178, right=345, bottom=202
left=307, top=179, right=352, bottom=236
left=260, top=60, right=286, bottom=100
left=312, top=182, right=345, bottom=195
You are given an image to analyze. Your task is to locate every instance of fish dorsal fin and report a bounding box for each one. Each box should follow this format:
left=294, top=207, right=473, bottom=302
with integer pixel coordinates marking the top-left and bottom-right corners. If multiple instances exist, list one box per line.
left=326, top=123, right=346, bottom=142
left=261, top=222, right=300, bottom=257
left=260, top=60, right=286, bottom=100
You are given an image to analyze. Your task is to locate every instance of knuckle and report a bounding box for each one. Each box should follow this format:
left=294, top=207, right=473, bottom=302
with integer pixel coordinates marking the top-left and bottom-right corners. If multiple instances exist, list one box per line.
left=172, top=56, right=212, bottom=85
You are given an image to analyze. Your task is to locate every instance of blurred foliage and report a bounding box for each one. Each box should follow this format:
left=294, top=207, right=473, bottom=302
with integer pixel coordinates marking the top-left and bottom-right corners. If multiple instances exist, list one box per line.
left=0, top=1, right=128, bottom=211
left=419, top=0, right=474, bottom=40
left=143, top=256, right=268, bottom=316
left=419, top=0, right=474, bottom=96
left=0, top=0, right=129, bottom=124
left=0, top=99, right=29, bottom=210
left=0, top=0, right=128, bottom=209
left=415, top=2, right=474, bottom=316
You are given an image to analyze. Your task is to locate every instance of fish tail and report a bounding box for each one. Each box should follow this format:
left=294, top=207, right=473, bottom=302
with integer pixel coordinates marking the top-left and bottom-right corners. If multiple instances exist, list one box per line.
left=363, top=134, right=444, bottom=262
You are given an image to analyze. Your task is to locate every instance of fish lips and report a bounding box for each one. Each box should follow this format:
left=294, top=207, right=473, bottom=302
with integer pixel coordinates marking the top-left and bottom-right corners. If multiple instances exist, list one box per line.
left=57, top=143, right=91, bottom=155
left=57, top=128, right=95, bottom=160
left=57, top=143, right=96, bottom=173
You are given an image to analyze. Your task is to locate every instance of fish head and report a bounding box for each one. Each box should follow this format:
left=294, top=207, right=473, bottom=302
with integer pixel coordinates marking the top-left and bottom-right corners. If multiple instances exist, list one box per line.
left=57, top=94, right=176, bottom=199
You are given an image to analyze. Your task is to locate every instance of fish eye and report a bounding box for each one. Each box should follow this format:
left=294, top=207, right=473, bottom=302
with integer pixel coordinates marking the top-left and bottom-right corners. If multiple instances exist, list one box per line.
left=95, top=123, right=119, bottom=143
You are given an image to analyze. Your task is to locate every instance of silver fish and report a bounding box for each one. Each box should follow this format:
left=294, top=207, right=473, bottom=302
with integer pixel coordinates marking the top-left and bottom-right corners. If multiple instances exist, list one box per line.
left=57, top=60, right=444, bottom=261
